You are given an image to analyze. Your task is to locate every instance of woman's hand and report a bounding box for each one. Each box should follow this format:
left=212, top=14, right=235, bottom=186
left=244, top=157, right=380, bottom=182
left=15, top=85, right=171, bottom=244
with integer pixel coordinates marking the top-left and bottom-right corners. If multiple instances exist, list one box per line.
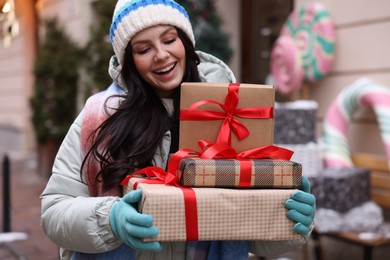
left=110, top=189, right=162, bottom=251
left=284, top=176, right=316, bottom=236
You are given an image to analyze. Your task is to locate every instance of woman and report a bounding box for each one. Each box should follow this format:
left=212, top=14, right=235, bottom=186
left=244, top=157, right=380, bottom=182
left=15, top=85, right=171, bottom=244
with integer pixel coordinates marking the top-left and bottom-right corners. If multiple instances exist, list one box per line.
left=40, top=0, right=316, bottom=259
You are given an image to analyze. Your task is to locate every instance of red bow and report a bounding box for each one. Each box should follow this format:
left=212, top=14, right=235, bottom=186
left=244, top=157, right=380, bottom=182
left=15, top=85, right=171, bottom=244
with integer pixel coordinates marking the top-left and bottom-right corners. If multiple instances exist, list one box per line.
left=120, top=166, right=179, bottom=187
left=180, top=83, right=273, bottom=145
left=167, top=140, right=293, bottom=178
left=120, top=165, right=199, bottom=241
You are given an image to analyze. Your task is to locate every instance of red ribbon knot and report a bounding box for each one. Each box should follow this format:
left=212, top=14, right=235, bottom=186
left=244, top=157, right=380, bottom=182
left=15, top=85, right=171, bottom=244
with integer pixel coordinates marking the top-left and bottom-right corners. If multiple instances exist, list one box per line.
left=180, top=83, right=273, bottom=145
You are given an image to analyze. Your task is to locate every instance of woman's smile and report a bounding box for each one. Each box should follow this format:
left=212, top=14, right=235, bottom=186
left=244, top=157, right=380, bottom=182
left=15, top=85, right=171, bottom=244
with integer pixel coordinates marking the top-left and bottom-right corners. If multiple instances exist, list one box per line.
left=154, top=62, right=176, bottom=75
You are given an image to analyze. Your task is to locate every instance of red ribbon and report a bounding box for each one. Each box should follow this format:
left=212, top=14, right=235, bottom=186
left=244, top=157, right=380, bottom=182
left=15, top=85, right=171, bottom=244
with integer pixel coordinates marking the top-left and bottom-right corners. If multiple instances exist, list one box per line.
left=120, top=166, right=179, bottom=187
left=168, top=140, right=293, bottom=188
left=180, top=83, right=274, bottom=145
left=120, top=141, right=293, bottom=240
left=120, top=167, right=199, bottom=241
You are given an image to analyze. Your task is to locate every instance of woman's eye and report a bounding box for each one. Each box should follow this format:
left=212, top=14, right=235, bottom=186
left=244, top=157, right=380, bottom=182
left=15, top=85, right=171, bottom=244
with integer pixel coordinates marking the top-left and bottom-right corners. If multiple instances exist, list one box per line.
left=137, top=48, right=149, bottom=55
left=164, top=38, right=176, bottom=45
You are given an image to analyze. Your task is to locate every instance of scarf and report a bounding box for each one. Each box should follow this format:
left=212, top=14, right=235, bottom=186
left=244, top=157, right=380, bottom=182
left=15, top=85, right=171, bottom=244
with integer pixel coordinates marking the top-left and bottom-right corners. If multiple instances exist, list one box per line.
left=80, top=84, right=124, bottom=197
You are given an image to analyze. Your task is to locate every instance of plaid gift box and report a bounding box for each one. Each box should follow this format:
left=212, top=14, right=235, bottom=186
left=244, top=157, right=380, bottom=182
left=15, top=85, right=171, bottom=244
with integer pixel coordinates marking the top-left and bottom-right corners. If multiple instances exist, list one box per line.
left=177, top=158, right=302, bottom=188
left=124, top=177, right=300, bottom=242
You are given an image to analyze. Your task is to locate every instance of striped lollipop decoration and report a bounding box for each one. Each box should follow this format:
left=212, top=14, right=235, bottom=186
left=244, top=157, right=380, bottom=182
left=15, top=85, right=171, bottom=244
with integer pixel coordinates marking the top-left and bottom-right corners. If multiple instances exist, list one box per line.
left=281, top=2, right=335, bottom=82
left=321, top=78, right=390, bottom=169
left=270, top=35, right=304, bottom=95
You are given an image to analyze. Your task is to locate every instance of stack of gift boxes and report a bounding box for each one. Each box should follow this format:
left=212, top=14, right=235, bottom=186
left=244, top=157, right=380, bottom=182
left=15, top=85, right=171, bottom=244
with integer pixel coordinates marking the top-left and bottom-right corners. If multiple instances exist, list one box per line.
left=273, top=100, right=383, bottom=232
left=122, top=83, right=303, bottom=242
left=309, top=166, right=384, bottom=233
left=273, top=100, right=372, bottom=211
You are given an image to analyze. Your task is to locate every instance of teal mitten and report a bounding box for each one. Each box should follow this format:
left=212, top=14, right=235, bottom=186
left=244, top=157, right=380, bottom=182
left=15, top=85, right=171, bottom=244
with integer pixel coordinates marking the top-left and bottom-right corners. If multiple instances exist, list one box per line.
left=284, top=176, right=316, bottom=236
left=110, top=189, right=162, bottom=251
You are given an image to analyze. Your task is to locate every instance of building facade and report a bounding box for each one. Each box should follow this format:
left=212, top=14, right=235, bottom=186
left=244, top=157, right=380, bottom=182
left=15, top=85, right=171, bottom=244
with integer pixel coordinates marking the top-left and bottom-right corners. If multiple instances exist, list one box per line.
left=0, top=0, right=389, bottom=170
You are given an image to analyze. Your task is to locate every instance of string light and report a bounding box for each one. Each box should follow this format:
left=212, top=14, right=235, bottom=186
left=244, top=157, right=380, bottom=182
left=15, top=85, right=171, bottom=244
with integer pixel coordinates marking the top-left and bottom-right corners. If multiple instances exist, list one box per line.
left=2, top=1, right=11, bottom=13
left=0, top=0, right=19, bottom=47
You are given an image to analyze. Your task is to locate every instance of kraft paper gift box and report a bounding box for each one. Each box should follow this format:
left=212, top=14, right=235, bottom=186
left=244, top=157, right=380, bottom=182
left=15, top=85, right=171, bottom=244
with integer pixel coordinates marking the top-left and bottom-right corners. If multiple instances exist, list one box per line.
left=179, top=83, right=275, bottom=153
left=124, top=177, right=300, bottom=242
left=177, top=158, right=302, bottom=188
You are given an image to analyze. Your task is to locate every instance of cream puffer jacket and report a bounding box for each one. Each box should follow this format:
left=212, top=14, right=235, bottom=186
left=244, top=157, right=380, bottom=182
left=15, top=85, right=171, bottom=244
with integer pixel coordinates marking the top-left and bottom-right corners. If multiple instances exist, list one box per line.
left=40, top=51, right=306, bottom=260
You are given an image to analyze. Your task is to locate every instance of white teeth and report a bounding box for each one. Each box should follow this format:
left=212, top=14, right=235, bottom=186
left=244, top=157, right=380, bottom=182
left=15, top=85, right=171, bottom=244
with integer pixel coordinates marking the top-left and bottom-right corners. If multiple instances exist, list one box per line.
left=156, top=64, right=175, bottom=73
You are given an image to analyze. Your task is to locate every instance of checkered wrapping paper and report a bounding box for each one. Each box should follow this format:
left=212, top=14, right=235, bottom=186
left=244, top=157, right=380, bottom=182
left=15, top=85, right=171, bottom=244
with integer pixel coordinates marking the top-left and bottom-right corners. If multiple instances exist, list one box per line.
left=177, top=158, right=302, bottom=188
left=124, top=177, right=300, bottom=242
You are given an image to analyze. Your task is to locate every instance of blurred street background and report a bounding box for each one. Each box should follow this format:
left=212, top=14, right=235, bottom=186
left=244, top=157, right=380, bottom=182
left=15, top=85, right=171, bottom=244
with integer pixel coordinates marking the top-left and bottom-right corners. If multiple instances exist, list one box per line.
left=0, top=155, right=58, bottom=259
left=2, top=0, right=390, bottom=259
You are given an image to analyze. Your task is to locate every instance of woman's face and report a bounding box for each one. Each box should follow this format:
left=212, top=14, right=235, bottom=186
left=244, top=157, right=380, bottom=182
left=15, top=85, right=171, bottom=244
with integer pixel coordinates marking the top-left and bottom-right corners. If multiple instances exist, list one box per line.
left=131, top=25, right=186, bottom=97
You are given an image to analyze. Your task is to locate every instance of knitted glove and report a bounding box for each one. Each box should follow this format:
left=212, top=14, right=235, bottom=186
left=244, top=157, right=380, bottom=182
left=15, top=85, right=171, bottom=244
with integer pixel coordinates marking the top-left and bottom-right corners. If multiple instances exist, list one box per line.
left=284, top=176, right=316, bottom=236
left=110, top=189, right=162, bottom=251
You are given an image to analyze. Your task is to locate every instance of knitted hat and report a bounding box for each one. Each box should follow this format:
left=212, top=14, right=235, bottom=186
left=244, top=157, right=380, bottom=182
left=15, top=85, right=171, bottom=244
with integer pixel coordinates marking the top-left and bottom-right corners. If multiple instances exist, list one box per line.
left=110, top=0, right=195, bottom=66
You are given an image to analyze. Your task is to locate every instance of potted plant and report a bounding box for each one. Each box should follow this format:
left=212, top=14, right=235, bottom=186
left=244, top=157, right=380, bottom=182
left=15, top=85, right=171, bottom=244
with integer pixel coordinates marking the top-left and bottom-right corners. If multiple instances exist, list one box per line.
left=30, top=18, right=82, bottom=177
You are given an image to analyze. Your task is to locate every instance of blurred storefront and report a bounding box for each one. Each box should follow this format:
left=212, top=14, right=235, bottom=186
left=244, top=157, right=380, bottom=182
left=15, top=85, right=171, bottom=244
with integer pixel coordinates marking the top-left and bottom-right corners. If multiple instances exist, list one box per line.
left=0, top=0, right=95, bottom=162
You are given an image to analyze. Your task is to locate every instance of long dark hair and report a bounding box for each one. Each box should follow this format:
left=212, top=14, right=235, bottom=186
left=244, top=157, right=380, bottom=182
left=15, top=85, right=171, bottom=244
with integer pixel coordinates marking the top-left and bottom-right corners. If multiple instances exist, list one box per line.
left=81, top=28, right=200, bottom=193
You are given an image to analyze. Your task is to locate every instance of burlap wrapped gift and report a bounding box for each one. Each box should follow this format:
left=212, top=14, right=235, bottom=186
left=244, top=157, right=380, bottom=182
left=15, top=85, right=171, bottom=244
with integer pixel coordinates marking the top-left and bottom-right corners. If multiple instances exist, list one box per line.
left=124, top=177, right=300, bottom=242
left=180, top=83, right=274, bottom=153
left=177, top=158, right=302, bottom=188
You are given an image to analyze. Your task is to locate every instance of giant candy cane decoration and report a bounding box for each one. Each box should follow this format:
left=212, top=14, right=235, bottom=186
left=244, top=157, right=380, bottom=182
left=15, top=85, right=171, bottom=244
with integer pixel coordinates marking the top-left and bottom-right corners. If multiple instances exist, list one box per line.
left=322, top=78, right=390, bottom=169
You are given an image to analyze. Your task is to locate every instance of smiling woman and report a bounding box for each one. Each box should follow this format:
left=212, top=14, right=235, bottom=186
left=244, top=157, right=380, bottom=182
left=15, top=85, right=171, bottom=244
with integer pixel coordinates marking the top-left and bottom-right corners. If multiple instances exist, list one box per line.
left=39, top=0, right=315, bottom=259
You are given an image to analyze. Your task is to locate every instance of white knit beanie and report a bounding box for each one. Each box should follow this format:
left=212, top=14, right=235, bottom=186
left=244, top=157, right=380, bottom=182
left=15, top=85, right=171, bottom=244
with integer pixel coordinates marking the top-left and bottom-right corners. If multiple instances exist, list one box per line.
left=110, top=0, right=195, bottom=66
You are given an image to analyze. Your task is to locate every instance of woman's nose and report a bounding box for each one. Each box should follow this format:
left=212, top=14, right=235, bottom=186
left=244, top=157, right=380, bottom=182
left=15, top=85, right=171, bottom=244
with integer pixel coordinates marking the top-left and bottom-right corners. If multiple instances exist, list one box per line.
left=154, top=46, right=169, bottom=61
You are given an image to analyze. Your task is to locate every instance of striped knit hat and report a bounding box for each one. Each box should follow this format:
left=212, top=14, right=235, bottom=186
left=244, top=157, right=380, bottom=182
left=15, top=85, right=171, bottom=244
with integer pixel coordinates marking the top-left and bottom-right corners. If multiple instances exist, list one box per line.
left=110, top=0, right=195, bottom=66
